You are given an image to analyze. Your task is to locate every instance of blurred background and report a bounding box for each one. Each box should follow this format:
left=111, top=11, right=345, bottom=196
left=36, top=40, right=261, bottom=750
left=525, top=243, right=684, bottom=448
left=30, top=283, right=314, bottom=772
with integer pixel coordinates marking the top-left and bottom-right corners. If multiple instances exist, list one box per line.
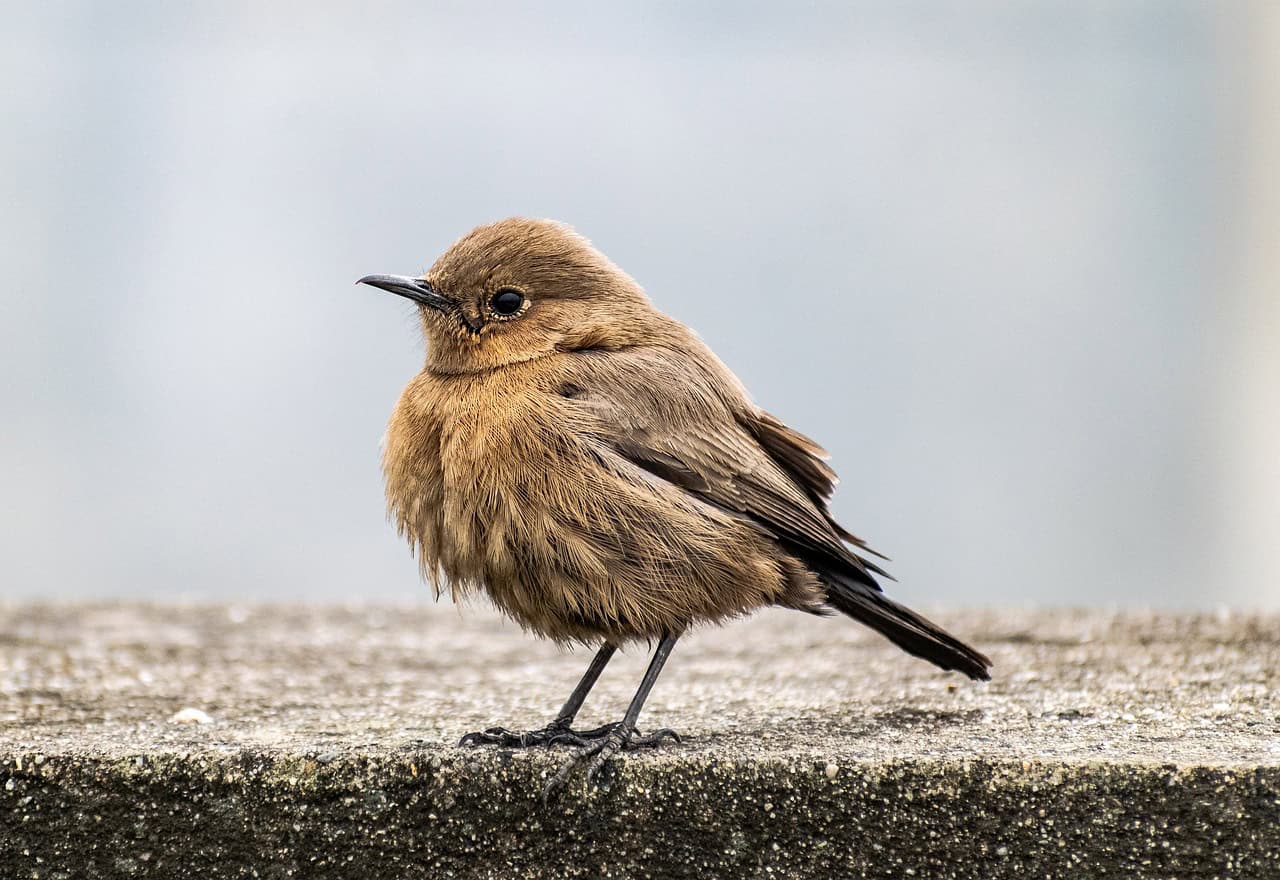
left=2, top=2, right=1276, bottom=608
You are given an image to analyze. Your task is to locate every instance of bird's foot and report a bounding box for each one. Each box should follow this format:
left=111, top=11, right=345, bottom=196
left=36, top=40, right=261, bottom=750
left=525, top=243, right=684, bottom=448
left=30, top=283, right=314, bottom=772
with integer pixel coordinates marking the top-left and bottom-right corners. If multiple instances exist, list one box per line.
left=542, top=722, right=680, bottom=800
left=459, top=720, right=570, bottom=748
left=459, top=720, right=622, bottom=749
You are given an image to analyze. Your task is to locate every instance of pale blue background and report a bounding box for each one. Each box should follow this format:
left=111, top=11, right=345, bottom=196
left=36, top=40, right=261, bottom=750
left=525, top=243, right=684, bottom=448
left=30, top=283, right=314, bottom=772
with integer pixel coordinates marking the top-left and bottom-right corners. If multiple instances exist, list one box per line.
left=3, top=2, right=1276, bottom=607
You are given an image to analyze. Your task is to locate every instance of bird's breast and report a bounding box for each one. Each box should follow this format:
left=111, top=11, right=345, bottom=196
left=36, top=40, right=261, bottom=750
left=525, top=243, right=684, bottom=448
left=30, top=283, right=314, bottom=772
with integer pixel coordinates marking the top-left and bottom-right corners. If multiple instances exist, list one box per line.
left=383, top=371, right=561, bottom=599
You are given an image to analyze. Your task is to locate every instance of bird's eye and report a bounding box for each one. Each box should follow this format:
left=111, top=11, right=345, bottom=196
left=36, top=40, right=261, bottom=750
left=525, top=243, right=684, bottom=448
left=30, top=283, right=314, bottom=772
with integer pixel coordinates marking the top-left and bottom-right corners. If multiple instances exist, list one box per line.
left=490, top=289, right=524, bottom=316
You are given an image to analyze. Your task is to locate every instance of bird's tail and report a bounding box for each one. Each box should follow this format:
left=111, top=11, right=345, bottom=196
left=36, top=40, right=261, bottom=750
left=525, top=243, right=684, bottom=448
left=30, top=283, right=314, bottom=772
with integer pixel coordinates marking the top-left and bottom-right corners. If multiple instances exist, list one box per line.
left=822, top=569, right=992, bottom=681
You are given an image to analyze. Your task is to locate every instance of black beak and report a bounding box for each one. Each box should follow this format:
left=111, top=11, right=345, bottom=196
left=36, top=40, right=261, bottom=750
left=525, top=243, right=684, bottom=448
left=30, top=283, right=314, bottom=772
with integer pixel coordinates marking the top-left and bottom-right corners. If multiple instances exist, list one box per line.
left=356, top=274, right=454, bottom=311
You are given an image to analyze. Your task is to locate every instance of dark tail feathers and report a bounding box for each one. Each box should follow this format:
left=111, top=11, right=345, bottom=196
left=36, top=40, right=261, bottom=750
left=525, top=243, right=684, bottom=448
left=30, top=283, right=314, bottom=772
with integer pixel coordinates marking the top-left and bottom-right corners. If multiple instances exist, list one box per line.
left=824, top=573, right=992, bottom=681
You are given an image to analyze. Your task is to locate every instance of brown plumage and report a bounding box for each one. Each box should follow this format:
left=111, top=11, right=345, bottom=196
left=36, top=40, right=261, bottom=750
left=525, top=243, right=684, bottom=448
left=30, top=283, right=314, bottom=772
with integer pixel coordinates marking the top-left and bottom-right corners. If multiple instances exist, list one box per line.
left=360, top=217, right=991, bottom=796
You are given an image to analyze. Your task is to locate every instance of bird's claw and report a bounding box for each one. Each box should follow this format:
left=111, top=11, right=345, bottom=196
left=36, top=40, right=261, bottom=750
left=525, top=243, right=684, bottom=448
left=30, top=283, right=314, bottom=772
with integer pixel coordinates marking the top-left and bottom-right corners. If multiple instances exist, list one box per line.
left=541, top=723, right=681, bottom=801
left=460, top=717, right=680, bottom=801
left=459, top=722, right=570, bottom=748
left=544, top=722, right=618, bottom=746
left=459, top=720, right=630, bottom=749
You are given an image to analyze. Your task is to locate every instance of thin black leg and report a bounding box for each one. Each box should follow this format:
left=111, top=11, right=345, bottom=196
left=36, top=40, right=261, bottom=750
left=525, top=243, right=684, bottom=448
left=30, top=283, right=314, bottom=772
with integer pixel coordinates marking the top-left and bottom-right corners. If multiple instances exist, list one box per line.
left=544, top=632, right=681, bottom=798
left=552, top=642, right=616, bottom=726
left=612, top=632, right=676, bottom=735
left=459, top=641, right=618, bottom=748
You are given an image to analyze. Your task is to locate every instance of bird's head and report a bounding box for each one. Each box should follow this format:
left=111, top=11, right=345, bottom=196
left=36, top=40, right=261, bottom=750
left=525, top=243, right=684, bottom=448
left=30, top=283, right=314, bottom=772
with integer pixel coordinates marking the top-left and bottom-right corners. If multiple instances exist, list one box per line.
left=359, top=218, right=658, bottom=373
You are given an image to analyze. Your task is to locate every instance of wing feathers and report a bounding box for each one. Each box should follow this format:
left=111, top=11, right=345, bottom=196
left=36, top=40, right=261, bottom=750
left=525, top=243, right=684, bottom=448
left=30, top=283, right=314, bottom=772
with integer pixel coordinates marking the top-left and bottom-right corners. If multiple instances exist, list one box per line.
left=579, top=345, right=888, bottom=588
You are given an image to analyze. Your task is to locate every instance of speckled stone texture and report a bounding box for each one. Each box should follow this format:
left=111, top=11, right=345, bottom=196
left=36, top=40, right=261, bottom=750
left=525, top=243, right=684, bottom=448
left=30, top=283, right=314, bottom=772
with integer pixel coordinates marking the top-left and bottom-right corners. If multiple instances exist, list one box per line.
left=2, top=603, right=1278, bottom=878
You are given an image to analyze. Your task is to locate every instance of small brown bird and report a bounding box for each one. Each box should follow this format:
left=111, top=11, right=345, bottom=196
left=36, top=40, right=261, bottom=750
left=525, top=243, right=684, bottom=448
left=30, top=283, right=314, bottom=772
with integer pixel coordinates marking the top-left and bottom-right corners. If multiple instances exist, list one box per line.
left=360, top=218, right=990, bottom=795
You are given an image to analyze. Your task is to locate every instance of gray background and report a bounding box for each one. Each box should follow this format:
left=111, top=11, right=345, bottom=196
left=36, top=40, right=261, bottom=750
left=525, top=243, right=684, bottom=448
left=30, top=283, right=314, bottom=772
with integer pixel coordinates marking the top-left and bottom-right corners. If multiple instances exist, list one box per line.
left=3, top=2, right=1276, bottom=607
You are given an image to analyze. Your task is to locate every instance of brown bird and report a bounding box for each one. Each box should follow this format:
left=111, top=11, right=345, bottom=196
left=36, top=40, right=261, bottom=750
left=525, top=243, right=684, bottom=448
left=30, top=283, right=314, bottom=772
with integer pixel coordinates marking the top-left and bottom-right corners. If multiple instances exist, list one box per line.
left=359, top=218, right=990, bottom=795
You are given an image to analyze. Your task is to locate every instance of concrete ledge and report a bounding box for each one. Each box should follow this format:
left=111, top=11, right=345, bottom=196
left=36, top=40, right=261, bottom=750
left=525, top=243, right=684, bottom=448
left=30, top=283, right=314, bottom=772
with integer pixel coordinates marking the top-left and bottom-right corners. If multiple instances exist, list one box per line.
left=3, top=604, right=1278, bottom=878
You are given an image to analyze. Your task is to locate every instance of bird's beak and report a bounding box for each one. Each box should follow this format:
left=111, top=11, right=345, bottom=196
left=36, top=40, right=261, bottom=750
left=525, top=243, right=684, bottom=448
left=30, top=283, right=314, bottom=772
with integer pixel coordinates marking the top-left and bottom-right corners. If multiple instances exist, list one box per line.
left=356, top=274, right=455, bottom=311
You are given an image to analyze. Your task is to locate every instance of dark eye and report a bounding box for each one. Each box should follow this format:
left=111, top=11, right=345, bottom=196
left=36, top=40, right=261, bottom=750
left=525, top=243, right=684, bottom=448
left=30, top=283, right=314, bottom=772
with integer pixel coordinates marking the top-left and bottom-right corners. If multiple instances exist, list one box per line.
left=490, top=288, right=524, bottom=316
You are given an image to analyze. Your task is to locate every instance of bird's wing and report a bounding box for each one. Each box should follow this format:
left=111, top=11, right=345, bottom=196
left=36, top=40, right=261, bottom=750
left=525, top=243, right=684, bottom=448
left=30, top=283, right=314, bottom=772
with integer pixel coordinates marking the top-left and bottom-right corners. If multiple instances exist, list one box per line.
left=742, top=407, right=887, bottom=558
left=568, top=346, right=888, bottom=585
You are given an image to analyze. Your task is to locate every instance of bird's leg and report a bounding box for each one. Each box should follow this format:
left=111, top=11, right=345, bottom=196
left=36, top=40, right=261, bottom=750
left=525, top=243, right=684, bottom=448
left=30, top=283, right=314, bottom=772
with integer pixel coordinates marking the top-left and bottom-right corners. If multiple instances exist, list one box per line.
left=544, top=632, right=681, bottom=798
left=459, top=642, right=617, bottom=747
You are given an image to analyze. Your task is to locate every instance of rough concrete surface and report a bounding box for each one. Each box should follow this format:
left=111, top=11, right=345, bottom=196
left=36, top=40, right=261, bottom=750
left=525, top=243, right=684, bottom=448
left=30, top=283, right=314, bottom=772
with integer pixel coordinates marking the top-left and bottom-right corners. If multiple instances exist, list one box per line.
left=1, top=602, right=1277, bottom=878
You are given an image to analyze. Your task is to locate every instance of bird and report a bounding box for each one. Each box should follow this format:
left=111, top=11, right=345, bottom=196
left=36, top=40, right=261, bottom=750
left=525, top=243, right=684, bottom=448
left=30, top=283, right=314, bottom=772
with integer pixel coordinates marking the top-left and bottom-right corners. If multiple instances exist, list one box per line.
left=358, top=218, right=991, bottom=796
